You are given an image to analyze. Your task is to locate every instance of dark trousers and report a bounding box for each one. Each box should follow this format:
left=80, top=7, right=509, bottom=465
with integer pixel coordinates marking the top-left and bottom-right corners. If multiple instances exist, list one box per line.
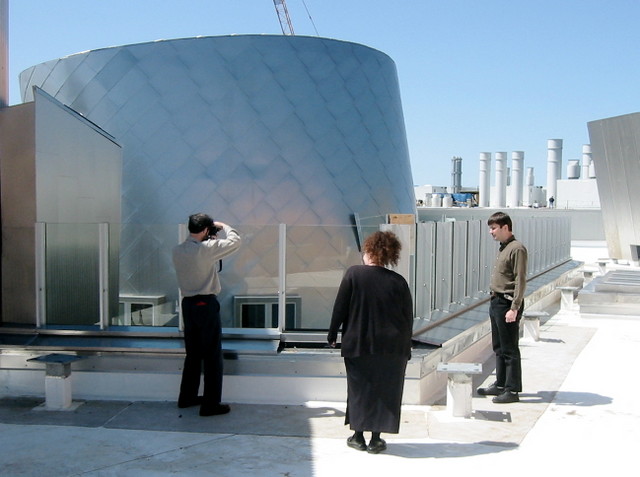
left=179, top=294, right=223, bottom=406
left=489, top=295, right=523, bottom=392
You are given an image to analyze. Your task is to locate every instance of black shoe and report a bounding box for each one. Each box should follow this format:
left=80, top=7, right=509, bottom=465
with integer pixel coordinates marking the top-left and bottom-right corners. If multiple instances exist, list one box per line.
left=347, top=434, right=367, bottom=451
left=492, top=390, right=520, bottom=403
left=477, top=383, right=504, bottom=396
left=178, top=396, right=203, bottom=408
left=367, top=438, right=387, bottom=454
left=199, top=403, right=231, bottom=416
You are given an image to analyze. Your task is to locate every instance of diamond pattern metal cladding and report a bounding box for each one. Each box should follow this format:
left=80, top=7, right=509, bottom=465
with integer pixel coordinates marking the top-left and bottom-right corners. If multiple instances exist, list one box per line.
left=20, top=35, right=416, bottom=311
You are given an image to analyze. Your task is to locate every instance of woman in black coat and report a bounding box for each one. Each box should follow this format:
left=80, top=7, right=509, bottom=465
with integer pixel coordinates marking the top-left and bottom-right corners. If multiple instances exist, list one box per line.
left=327, top=231, right=413, bottom=454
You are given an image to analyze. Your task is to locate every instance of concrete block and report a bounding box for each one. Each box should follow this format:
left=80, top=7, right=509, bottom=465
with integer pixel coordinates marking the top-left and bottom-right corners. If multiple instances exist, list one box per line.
left=522, top=311, right=548, bottom=342
left=44, top=375, right=72, bottom=410
left=557, top=286, right=579, bottom=311
left=436, top=363, right=482, bottom=418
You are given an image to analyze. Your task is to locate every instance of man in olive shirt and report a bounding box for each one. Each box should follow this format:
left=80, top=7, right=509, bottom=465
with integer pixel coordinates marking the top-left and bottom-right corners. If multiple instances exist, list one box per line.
left=173, top=213, right=241, bottom=416
left=477, top=212, right=528, bottom=403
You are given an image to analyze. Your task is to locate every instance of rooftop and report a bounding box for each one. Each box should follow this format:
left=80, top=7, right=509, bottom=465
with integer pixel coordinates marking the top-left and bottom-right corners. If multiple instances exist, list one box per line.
left=1, top=251, right=637, bottom=475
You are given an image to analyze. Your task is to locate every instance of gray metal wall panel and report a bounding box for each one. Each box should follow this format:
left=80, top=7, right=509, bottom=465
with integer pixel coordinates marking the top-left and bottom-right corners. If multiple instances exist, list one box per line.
left=0, top=90, right=122, bottom=325
left=0, top=103, right=36, bottom=323
left=34, top=89, right=122, bottom=325
left=415, top=222, right=435, bottom=320
left=466, top=220, right=481, bottom=297
left=588, top=113, right=640, bottom=260
left=44, top=224, right=100, bottom=325
left=478, top=221, right=490, bottom=293
left=434, top=221, right=453, bottom=311
left=452, top=221, right=467, bottom=303
left=34, top=89, right=122, bottom=224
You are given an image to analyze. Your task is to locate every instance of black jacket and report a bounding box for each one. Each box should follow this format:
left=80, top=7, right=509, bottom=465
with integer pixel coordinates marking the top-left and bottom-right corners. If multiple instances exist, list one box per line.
left=328, top=265, right=413, bottom=358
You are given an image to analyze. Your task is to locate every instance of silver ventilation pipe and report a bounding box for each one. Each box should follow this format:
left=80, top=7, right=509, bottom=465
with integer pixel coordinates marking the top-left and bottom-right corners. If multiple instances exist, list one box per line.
left=494, top=151, right=507, bottom=207
left=582, top=144, right=592, bottom=179
left=546, top=139, right=563, bottom=202
left=508, top=151, right=524, bottom=207
left=526, top=167, right=535, bottom=187
left=451, top=156, right=462, bottom=194
left=479, top=152, right=491, bottom=207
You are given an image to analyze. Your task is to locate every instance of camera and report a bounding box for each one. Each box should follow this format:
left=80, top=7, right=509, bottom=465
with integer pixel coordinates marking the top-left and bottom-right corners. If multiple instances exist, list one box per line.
left=208, top=224, right=222, bottom=238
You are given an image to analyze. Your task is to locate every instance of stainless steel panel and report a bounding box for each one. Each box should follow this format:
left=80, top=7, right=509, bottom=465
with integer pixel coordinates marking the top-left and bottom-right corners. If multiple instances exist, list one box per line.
left=19, top=36, right=416, bottom=312
left=452, top=221, right=467, bottom=303
left=588, top=113, right=640, bottom=261
left=415, top=222, right=435, bottom=320
left=0, top=89, right=122, bottom=325
left=434, top=221, right=453, bottom=311
left=466, top=220, right=481, bottom=298
left=479, top=219, right=498, bottom=293
left=285, top=224, right=362, bottom=330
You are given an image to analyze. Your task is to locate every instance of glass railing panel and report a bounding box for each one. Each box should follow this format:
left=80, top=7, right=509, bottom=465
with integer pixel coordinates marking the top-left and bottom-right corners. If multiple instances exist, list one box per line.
left=284, top=224, right=362, bottom=331
left=116, top=223, right=282, bottom=330
left=115, top=222, right=180, bottom=328
left=44, top=223, right=102, bottom=326
left=6, top=215, right=571, bottom=334
left=223, top=224, right=280, bottom=329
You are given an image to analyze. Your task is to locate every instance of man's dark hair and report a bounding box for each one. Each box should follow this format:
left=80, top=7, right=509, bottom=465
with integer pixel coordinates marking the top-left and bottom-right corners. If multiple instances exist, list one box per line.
left=487, top=211, right=512, bottom=231
left=188, top=213, right=214, bottom=234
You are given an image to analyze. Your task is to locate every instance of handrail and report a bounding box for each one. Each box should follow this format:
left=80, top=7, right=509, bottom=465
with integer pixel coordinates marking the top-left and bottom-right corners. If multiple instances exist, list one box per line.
left=412, top=258, right=574, bottom=337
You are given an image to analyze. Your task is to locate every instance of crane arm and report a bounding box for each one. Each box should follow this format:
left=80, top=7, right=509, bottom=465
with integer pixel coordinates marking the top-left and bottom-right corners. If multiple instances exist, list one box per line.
left=273, top=0, right=295, bottom=35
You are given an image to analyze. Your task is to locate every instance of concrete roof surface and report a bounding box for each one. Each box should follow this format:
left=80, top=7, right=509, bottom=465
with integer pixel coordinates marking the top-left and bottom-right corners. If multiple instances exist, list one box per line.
left=1, top=302, right=637, bottom=476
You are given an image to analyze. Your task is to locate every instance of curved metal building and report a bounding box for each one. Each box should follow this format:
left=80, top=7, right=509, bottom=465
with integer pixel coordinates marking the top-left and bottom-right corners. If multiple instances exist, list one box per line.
left=19, top=35, right=415, bottom=325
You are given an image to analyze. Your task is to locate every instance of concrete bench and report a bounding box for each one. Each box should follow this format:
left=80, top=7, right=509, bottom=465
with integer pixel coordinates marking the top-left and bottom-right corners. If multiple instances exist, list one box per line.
left=557, top=286, right=580, bottom=311
left=521, top=311, right=549, bottom=341
left=436, top=362, right=482, bottom=418
left=27, top=354, right=85, bottom=410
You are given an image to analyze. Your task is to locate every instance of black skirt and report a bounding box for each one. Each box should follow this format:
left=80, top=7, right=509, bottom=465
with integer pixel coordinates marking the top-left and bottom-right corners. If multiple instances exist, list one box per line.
left=344, top=354, right=408, bottom=434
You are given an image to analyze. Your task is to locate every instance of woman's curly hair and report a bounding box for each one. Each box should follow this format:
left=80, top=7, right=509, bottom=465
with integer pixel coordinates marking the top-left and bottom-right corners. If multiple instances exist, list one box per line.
left=363, top=231, right=402, bottom=267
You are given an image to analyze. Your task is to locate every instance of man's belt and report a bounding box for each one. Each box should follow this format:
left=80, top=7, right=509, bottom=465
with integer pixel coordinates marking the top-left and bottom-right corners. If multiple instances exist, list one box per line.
left=491, top=291, right=513, bottom=301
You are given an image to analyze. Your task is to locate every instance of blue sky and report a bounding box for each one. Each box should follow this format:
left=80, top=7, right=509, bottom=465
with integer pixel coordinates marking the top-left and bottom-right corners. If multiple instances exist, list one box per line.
left=7, top=0, right=640, bottom=188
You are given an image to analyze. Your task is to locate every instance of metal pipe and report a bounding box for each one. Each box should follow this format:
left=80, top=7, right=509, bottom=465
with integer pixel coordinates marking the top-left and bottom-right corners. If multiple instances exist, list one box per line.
left=526, top=167, right=535, bottom=187
left=451, top=156, right=462, bottom=194
left=582, top=144, right=592, bottom=179
left=509, top=151, right=524, bottom=207
left=479, top=152, right=491, bottom=207
left=546, top=139, right=563, bottom=202
left=567, top=160, right=580, bottom=179
left=494, top=152, right=507, bottom=207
